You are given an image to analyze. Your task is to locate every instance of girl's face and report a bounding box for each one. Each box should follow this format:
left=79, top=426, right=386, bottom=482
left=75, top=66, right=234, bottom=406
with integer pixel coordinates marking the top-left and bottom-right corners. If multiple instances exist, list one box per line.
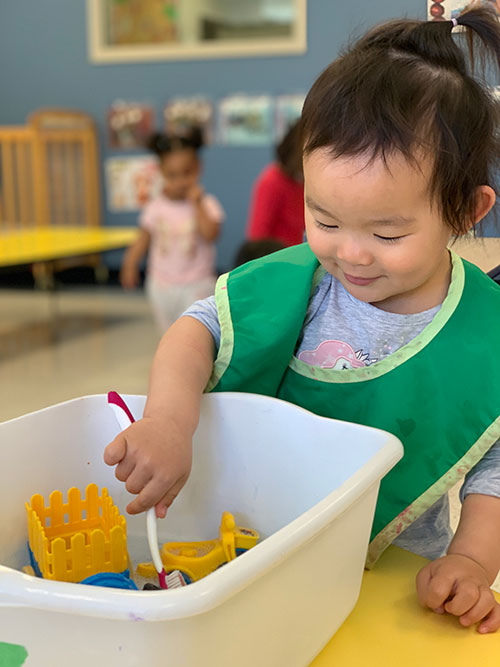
left=160, top=148, right=200, bottom=200
left=303, top=149, right=454, bottom=314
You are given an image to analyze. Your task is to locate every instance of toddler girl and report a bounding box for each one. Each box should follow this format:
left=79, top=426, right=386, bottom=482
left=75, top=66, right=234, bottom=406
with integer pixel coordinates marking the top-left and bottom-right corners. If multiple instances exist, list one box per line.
left=107, top=5, right=500, bottom=632
left=120, top=129, right=224, bottom=331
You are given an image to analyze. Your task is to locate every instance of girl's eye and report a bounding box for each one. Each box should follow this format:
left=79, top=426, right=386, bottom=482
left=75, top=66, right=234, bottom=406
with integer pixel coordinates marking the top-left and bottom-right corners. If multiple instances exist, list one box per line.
left=315, top=221, right=338, bottom=230
left=375, top=234, right=404, bottom=243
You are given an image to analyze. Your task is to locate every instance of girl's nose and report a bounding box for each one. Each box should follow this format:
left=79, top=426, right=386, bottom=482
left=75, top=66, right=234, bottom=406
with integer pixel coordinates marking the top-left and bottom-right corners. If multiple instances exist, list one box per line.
left=335, top=238, right=372, bottom=266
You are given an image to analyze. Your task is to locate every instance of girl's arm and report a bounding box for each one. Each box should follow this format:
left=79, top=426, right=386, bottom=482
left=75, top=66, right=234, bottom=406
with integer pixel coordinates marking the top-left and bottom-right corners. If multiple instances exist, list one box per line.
left=104, top=316, right=214, bottom=516
left=120, top=228, right=151, bottom=289
left=188, top=185, right=221, bottom=242
left=447, top=493, right=500, bottom=584
left=416, top=493, right=500, bottom=633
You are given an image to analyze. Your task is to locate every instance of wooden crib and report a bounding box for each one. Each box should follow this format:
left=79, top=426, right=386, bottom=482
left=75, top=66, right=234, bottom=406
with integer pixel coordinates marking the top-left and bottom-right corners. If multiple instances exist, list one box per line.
left=0, top=109, right=102, bottom=285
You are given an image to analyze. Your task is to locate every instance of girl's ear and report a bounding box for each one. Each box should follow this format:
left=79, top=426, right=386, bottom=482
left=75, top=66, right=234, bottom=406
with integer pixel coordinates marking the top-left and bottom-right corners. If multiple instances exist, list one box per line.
left=470, top=185, right=496, bottom=228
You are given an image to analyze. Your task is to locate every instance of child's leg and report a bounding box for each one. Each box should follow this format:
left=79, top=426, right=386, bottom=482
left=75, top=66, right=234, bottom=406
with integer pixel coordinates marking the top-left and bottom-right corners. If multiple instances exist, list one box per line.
left=145, top=278, right=179, bottom=333
left=179, top=276, right=217, bottom=314
left=146, top=276, right=216, bottom=333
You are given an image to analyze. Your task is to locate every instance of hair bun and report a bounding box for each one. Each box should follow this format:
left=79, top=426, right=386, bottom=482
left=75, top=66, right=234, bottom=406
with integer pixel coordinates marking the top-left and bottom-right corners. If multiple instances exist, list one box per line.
left=184, top=125, right=204, bottom=149
left=147, top=132, right=171, bottom=156
left=146, top=126, right=204, bottom=157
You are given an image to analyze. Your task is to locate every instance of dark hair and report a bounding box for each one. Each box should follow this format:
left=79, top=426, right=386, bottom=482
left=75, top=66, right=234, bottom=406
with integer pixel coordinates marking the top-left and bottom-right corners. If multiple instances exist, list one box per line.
left=147, top=126, right=204, bottom=158
left=275, top=120, right=303, bottom=180
left=233, top=239, right=286, bottom=268
left=301, top=3, right=500, bottom=236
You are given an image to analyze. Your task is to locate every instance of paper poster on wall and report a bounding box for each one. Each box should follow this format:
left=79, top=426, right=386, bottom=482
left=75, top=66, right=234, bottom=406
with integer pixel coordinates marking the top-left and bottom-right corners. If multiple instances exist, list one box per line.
left=428, top=0, right=499, bottom=20
left=105, top=0, right=179, bottom=45
left=107, top=102, right=155, bottom=149
left=164, top=97, right=214, bottom=145
left=105, top=156, right=163, bottom=211
left=217, top=94, right=274, bottom=146
left=275, top=94, right=305, bottom=141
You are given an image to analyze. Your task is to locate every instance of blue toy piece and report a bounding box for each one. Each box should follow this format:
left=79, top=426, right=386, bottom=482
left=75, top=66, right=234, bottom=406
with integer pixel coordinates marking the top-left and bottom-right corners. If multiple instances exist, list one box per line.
left=81, top=571, right=138, bottom=590
left=27, top=543, right=137, bottom=590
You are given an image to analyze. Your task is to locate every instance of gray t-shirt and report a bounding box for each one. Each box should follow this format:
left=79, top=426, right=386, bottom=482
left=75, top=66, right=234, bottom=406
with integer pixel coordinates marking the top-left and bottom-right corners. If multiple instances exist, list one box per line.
left=184, top=272, right=500, bottom=560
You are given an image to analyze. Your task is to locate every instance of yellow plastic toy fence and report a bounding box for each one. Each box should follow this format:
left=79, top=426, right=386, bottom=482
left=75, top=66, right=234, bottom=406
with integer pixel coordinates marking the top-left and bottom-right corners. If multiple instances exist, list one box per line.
left=26, top=483, right=128, bottom=583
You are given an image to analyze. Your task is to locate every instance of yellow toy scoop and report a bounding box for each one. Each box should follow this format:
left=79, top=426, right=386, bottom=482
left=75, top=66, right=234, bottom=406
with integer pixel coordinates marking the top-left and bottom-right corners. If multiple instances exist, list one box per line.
left=137, top=512, right=259, bottom=584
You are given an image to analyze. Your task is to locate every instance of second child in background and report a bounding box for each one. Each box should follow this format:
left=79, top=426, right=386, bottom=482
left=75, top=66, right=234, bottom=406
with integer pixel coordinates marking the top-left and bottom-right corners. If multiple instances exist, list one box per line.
left=246, top=120, right=304, bottom=246
left=121, top=129, right=224, bottom=331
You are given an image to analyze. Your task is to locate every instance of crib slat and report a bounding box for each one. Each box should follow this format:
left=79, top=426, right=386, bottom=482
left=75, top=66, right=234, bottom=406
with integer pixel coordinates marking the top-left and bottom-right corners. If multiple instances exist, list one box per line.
left=49, top=141, right=65, bottom=225
left=82, top=131, right=99, bottom=226
left=65, top=141, right=78, bottom=224
left=32, top=133, right=49, bottom=226
left=1, top=140, right=16, bottom=227
left=16, top=139, right=31, bottom=226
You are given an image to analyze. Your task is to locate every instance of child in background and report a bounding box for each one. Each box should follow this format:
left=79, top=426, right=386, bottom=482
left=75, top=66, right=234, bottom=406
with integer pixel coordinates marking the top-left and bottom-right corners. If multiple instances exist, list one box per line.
left=106, top=5, right=500, bottom=632
left=246, top=120, right=304, bottom=246
left=120, top=129, right=224, bottom=331
left=232, top=238, right=285, bottom=268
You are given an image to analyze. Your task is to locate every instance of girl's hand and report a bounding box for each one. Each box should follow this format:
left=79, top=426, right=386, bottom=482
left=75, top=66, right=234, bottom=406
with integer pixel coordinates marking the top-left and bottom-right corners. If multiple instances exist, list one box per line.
left=103, top=416, right=192, bottom=518
left=187, top=183, right=204, bottom=204
left=416, top=554, right=500, bottom=633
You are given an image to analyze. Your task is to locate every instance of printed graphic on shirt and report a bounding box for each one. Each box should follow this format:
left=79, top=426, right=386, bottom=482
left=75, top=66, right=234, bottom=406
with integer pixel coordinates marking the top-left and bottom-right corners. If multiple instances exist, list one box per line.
left=298, top=340, right=377, bottom=370
left=156, top=217, right=196, bottom=256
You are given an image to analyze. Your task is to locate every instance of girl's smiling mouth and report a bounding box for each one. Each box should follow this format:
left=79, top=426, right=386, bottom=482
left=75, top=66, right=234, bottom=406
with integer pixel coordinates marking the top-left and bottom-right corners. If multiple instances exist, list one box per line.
left=343, top=273, right=380, bottom=286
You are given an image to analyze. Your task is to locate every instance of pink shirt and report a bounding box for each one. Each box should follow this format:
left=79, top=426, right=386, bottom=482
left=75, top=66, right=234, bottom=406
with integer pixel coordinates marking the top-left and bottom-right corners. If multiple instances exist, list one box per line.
left=141, top=193, right=224, bottom=285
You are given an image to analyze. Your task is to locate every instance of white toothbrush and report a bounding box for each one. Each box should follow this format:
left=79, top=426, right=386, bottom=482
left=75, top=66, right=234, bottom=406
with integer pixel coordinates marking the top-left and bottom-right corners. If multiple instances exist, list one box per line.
left=107, top=391, right=169, bottom=589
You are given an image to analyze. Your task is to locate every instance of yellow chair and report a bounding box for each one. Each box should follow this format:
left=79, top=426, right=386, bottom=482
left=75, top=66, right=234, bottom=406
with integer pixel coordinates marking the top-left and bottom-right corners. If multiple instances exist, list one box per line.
left=0, top=108, right=106, bottom=287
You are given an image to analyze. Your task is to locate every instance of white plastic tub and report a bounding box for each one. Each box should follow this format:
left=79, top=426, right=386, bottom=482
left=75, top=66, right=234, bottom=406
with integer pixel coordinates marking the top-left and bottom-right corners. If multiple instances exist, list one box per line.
left=0, top=393, right=402, bottom=667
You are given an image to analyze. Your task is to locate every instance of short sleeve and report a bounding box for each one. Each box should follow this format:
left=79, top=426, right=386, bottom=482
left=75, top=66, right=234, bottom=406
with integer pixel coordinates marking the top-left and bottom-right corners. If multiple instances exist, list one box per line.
left=459, top=438, right=500, bottom=502
left=139, top=200, right=157, bottom=233
left=183, top=295, right=221, bottom=349
left=202, top=194, right=225, bottom=224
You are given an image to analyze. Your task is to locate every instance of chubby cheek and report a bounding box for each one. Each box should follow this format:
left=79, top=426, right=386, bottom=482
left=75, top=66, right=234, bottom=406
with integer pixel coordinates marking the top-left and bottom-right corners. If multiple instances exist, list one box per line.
left=306, top=235, right=332, bottom=265
left=379, top=245, right=434, bottom=286
left=304, top=220, right=330, bottom=252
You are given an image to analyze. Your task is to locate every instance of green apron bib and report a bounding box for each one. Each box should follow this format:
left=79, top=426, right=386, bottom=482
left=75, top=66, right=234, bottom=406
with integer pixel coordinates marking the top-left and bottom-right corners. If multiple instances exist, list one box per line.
left=207, top=243, right=500, bottom=566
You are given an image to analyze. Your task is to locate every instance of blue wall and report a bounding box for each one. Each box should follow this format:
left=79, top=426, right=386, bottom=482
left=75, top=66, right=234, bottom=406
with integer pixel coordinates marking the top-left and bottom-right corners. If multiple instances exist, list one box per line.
left=5, top=0, right=474, bottom=271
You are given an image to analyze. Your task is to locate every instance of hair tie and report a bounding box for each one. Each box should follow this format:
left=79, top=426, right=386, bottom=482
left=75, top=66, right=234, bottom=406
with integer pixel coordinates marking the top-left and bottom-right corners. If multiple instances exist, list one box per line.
left=451, top=18, right=458, bottom=27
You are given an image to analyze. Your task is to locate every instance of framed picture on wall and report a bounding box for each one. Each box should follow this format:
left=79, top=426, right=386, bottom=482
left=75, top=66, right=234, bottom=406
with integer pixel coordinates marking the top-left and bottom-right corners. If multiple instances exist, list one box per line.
left=105, top=156, right=163, bottom=211
left=428, top=0, right=500, bottom=21
left=217, top=94, right=274, bottom=146
left=164, top=97, right=214, bottom=145
left=107, top=102, right=155, bottom=150
left=275, top=93, right=305, bottom=141
left=87, top=0, right=307, bottom=63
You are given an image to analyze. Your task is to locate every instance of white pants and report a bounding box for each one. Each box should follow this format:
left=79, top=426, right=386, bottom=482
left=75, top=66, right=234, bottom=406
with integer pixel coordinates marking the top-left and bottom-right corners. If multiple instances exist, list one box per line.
left=146, top=275, right=216, bottom=333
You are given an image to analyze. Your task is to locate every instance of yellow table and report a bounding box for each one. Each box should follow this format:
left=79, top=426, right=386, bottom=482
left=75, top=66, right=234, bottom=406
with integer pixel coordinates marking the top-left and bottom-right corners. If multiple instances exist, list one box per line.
left=0, top=226, right=138, bottom=268
left=311, top=546, right=500, bottom=666
left=0, top=227, right=496, bottom=274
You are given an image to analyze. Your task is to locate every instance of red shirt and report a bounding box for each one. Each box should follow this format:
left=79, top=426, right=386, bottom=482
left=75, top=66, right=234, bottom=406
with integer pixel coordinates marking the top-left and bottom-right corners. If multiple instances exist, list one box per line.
left=246, top=164, right=304, bottom=246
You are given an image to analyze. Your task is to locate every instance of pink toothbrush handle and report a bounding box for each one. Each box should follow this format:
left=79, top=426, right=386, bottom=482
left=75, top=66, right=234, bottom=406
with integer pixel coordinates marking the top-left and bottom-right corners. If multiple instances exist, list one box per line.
left=108, top=391, right=136, bottom=424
